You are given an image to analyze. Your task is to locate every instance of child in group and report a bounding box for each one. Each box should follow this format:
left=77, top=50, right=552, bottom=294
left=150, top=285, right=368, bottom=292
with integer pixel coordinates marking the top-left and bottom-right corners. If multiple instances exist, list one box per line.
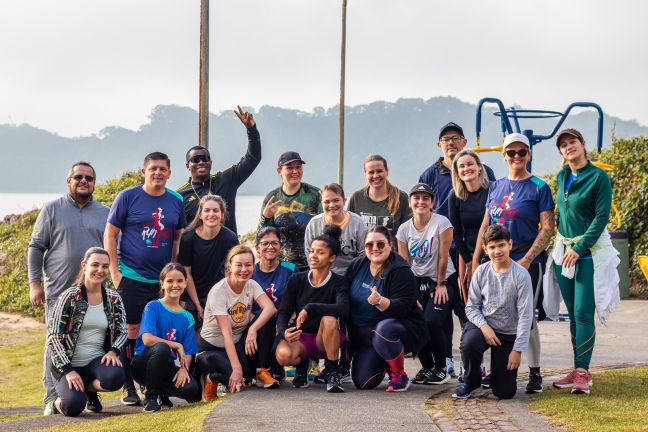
left=131, top=263, right=202, bottom=412
left=453, top=225, right=533, bottom=399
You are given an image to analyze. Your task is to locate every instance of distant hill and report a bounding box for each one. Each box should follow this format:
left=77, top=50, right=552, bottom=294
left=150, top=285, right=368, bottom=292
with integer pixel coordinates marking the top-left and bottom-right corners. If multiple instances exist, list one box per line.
left=1, top=97, right=646, bottom=194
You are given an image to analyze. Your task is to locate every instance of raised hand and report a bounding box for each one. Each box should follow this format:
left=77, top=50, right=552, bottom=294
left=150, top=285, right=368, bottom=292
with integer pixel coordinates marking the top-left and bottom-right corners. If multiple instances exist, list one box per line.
left=234, top=105, right=256, bottom=129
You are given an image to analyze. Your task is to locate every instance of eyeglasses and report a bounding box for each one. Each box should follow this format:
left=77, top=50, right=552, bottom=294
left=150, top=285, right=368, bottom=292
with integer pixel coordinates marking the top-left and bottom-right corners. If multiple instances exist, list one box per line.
left=259, top=240, right=280, bottom=248
left=505, top=149, right=529, bottom=157
left=188, top=155, right=211, bottom=163
left=364, top=240, right=387, bottom=250
left=440, top=136, right=464, bottom=144
left=70, top=175, right=95, bottom=182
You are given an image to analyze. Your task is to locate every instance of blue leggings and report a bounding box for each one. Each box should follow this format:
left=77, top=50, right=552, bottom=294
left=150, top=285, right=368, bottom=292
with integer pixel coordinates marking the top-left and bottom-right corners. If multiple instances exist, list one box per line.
left=350, top=319, right=406, bottom=389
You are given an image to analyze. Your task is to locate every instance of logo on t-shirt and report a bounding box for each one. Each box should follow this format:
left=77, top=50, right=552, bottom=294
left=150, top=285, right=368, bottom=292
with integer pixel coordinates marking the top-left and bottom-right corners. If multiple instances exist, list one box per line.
left=265, top=283, right=278, bottom=305
left=141, top=207, right=172, bottom=248
left=489, top=192, right=519, bottom=224
left=409, top=238, right=431, bottom=259
left=228, top=302, right=248, bottom=323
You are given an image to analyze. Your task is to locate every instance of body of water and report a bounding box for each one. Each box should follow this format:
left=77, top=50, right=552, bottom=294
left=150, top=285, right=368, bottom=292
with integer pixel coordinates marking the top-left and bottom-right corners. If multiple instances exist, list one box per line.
left=0, top=193, right=265, bottom=236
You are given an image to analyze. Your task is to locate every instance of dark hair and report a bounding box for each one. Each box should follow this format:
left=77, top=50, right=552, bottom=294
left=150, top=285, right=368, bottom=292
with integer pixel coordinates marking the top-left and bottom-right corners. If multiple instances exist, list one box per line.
left=185, top=145, right=209, bottom=162
left=68, top=161, right=96, bottom=180
left=363, top=155, right=402, bottom=217
left=256, top=226, right=282, bottom=246
left=364, top=224, right=392, bottom=246
left=75, top=247, right=110, bottom=284
left=187, top=194, right=228, bottom=231
left=311, top=224, right=342, bottom=257
left=159, top=262, right=187, bottom=283
left=483, top=224, right=511, bottom=244
left=322, top=183, right=346, bottom=199
left=143, top=152, right=170, bottom=168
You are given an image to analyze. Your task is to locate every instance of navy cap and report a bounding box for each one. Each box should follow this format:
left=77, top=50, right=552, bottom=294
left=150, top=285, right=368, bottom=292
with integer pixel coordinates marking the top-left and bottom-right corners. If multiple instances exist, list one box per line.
left=278, top=151, right=306, bottom=166
left=439, top=122, right=464, bottom=140
left=409, top=183, right=435, bottom=199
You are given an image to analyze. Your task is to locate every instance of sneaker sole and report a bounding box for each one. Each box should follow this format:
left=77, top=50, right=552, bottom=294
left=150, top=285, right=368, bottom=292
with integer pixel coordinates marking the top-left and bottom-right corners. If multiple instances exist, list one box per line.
left=262, top=382, right=280, bottom=389
left=571, top=388, right=590, bottom=395
left=427, top=376, right=451, bottom=385
left=526, top=387, right=544, bottom=394
left=120, top=398, right=142, bottom=406
left=326, top=385, right=345, bottom=393
left=452, top=392, right=471, bottom=399
left=293, top=381, right=310, bottom=388
left=553, top=380, right=592, bottom=389
left=386, top=382, right=411, bottom=392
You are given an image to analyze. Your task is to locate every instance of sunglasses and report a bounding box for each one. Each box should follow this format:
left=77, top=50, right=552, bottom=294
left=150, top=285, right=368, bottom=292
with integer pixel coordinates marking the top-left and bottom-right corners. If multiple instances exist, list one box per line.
left=505, top=149, right=529, bottom=158
left=70, top=175, right=95, bottom=182
left=364, top=240, right=387, bottom=250
left=188, top=155, right=211, bottom=163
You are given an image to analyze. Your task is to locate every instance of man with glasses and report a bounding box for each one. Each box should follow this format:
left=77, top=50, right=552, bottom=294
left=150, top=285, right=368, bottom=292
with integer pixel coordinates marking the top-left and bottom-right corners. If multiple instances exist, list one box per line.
left=176, top=105, right=261, bottom=234
left=28, top=161, right=110, bottom=415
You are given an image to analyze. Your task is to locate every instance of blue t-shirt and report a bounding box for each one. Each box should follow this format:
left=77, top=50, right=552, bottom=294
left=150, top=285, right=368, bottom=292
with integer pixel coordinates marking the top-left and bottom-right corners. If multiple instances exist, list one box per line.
left=349, top=261, right=385, bottom=328
left=135, top=299, right=197, bottom=362
left=252, top=261, right=297, bottom=314
left=108, top=186, right=187, bottom=282
left=486, top=176, right=555, bottom=261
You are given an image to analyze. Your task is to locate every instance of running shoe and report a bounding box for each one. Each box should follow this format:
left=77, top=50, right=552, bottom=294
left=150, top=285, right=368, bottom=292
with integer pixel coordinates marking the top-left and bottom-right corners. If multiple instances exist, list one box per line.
left=314, top=367, right=330, bottom=384
left=339, top=367, right=352, bottom=384
left=526, top=370, right=544, bottom=393
left=202, top=374, right=219, bottom=401
left=292, top=373, right=310, bottom=388
left=481, top=373, right=491, bottom=389
left=243, top=377, right=256, bottom=387
left=158, top=389, right=173, bottom=408
left=43, top=400, right=59, bottom=416
left=412, top=368, right=434, bottom=384
left=446, top=357, right=456, bottom=378
left=121, top=386, right=142, bottom=406
left=326, top=371, right=344, bottom=393
left=257, top=368, right=280, bottom=389
left=571, top=369, right=591, bottom=395
left=85, top=391, right=102, bottom=413
left=143, top=393, right=161, bottom=413
left=271, top=365, right=286, bottom=380
left=426, top=368, right=451, bottom=385
left=452, top=384, right=478, bottom=399
left=553, top=369, right=593, bottom=389
left=386, top=371, right=410, bottom=392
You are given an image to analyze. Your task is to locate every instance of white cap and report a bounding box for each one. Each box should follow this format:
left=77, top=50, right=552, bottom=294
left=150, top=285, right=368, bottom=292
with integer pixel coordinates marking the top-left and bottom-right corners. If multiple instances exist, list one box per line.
left=502, top=133, right=530, bottom=149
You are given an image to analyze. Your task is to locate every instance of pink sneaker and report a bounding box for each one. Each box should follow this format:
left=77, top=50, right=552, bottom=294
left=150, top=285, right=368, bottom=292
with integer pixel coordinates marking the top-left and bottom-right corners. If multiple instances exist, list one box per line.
left=571, top=369, right=591, bottom=395
left=553, top=369, right=577, bottom=389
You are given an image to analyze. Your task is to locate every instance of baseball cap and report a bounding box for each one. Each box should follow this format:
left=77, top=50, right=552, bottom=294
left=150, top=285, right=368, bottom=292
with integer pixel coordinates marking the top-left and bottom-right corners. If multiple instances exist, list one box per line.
left=556, top=128, right=585, bottom=146
left=502, top=133, right=530, bottom=149
left=439, top=122, right=464, bottom=139
left=278, top=151, right=306, bottom=166
left=409, top=183, right=435, bottom=199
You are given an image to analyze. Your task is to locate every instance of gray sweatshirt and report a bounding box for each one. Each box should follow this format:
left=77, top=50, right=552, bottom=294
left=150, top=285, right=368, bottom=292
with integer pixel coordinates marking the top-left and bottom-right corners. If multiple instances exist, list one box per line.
left=465, top=260, right=533, bottom=352
left=28, top=195, right=110, bottom=300
left=304, top=211, right=367, bottom=275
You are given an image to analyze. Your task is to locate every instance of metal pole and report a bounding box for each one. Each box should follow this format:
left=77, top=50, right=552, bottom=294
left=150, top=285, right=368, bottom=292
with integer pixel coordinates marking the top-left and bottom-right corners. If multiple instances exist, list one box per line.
left=199, top=0, right=209, bottom=148
left=338, top=0, right=347, bottom=187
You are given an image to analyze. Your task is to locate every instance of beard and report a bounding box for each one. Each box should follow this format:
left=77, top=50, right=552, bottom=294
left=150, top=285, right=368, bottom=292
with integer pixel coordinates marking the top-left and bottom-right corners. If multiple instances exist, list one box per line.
left=70, top=189, right=92, bottom=203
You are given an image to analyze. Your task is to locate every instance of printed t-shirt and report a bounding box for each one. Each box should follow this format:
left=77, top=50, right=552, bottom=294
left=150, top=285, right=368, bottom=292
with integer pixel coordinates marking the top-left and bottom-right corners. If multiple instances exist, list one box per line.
left=349, top=261, right=384, bottom=328
left=347, top=187, right=411, bottom=241
left=135, top=299, right=197, bottom=363
left=201, top=278, right=265, bottom=347
left=252, top=261, right=297, bottom=313
left=396, top=214, right=455, bottom=280
left=108, top=186, right=187, bottom=283
left=486, top=176, right=555, bottom=261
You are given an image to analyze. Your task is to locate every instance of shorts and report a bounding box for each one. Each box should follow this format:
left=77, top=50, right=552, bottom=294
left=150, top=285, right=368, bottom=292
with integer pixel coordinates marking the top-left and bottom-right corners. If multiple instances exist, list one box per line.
left=118, top=276, right=160, bottom=324
left=298, top=330, right=346, bottom=361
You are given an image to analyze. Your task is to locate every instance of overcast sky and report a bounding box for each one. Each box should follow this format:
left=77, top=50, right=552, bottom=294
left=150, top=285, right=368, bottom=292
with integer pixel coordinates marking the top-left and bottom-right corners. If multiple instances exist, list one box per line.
left=1, top=0, right=647, bottom=137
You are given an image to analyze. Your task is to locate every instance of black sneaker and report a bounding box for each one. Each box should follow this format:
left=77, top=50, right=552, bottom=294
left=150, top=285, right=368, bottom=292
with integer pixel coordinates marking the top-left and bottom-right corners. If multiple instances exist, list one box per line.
left=452, top=384, right=477, bottom=399
left=412, top=368, right=434, bottom=384
left=425, top=369, right=450, bottom=385
left=143, top=393, right=161, bottom=413
left=326, top=371, right=344, bottom=393
left=85, top=391, right=103, bottom=413
left=314, top=367, right=330, bottom=384
left=526, top=371, right=543, bottom=393
left=158, top=389, right=173, bottom=408
left=271, top=365, right=286, bottom=380
left=121, top=386, right=142, bottom=406
left=292, top=373, right=310, bottom=388
left=481, top=373, right=491, bottom=389
left=339, top=366, right=352, bottom=384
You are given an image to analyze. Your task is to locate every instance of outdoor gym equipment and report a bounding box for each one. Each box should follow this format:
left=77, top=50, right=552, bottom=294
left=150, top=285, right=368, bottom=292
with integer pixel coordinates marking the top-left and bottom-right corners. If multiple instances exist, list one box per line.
left=473, top=97, right=620, bottom=230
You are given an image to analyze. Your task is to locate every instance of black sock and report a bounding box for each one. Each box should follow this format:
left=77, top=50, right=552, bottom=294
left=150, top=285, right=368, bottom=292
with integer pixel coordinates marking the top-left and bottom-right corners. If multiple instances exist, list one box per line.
left=296, top=357, right=310, bottom=376
left=120, top=338, right=136, bottom=389
left=530, top=366, right=541, bottom=374
left=325, top=359, right=339, bottom=374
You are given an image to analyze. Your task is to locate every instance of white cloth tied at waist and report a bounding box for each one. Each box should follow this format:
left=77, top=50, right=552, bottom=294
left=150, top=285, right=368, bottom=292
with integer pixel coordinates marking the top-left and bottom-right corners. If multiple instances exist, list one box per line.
left=543, top=230, right=620, bottom=326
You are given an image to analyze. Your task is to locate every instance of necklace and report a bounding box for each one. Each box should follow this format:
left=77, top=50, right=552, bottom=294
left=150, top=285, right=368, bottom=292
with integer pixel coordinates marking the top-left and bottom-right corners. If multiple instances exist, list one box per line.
left=191, top=175, right=212, bottom=201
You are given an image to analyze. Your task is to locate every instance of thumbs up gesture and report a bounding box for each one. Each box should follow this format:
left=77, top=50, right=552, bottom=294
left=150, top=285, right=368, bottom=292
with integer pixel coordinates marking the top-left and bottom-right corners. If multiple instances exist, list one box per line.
left=367, top=286, right=382, bottom=306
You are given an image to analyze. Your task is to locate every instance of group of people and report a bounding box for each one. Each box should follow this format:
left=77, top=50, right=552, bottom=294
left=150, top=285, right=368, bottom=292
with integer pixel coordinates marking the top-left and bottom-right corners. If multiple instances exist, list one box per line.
left=28, top=108, right=619, bottom=417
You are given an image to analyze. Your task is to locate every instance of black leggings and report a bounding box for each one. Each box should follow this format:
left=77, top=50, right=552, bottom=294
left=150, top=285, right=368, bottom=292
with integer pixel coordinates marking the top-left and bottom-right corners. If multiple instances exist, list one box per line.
left=350, top=319, right=407, bottom=390
left=55, top=355, right=124, bottom=417
left=131, top=343, right=202, bottom=402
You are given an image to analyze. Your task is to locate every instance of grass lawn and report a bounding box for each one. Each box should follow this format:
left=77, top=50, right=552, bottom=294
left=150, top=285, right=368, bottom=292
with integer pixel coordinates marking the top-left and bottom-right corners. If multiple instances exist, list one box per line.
left=530, top=366, right=648, bottom=432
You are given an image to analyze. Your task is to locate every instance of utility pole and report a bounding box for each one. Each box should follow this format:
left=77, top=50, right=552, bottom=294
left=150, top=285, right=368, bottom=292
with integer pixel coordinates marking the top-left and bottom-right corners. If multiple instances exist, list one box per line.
left=338, top=0, right=347, bottom=187
left=199, top=0, right=209, bottom=148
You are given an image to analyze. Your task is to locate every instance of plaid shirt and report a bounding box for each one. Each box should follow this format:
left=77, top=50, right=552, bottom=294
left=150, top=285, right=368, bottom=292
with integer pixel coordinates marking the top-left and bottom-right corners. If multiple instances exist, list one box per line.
left=47, top=284, right=127, bottom=375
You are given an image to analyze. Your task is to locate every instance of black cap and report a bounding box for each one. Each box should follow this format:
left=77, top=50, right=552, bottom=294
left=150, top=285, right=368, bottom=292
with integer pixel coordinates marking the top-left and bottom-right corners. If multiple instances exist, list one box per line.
left=278, top=151, right=306, bottom=166
left=409, top=183, right=435, bottom=199
left=439, top=122, right=464, bottom=139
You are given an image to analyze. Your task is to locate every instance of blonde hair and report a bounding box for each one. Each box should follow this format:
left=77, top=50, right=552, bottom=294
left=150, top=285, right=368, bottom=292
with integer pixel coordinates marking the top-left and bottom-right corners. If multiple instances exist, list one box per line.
left=363, top=154, right=401, bottom=217
left=451, top=150, right=490, bottom=201
left=187, top=194, right=228, bottom=231
left=225, top=245, right=256, bottom=276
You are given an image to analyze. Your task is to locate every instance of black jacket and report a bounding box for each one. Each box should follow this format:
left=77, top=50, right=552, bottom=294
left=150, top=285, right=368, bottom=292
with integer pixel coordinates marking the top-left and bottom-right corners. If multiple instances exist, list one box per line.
left=345, top=253, right=428, bottom=354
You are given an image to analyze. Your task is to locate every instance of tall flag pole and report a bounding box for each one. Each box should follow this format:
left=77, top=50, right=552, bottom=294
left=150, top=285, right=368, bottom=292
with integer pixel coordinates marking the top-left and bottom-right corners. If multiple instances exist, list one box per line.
left=338, top=0, right=347, bottom=187
left=199, top=0, right=209, bottom=148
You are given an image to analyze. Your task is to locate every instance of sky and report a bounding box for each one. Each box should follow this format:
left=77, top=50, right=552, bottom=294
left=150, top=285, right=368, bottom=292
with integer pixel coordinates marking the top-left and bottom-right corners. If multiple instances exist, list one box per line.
left=1, top=0, right=647, bottom=137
